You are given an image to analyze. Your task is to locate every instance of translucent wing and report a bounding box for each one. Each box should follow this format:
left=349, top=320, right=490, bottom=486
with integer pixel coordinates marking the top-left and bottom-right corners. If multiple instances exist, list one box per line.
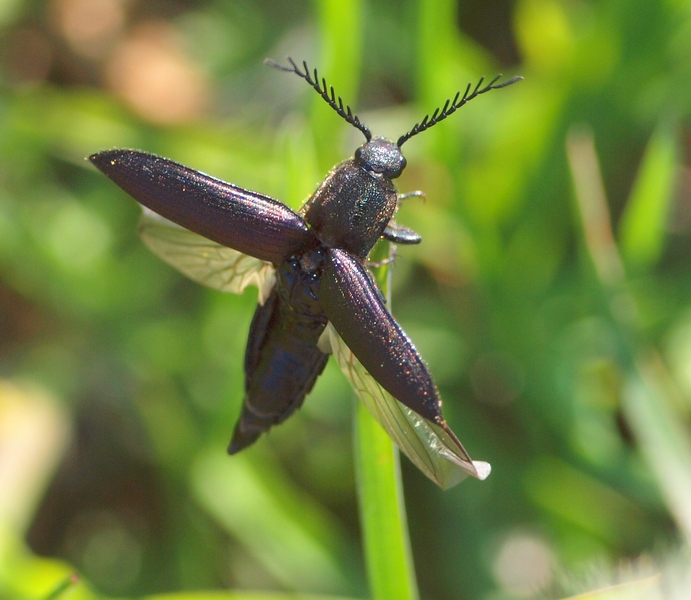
left=138, top=208, right=276, bottom=304
left=323, top=323, right=491, bottom=490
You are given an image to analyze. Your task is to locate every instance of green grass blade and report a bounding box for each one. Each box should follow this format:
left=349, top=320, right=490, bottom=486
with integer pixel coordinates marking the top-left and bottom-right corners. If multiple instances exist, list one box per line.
left=619, top=120, right=679, bottom=270
left=145, top=593, right=361, bottom=600
left=190, top=451, right=358, bottom=594
left=301, top=8, right=418, bottom=597
left=312, top=0, right=364, bottom=169
left=42, top=574, right=80, bottom=600
left=623, top=365, right=691, bottom=543
left=354, top=245, right=418, bottom=600
left=355, top=403, right=418, bottom=600
left=568, top=126, right=691, bottom=543
left=557, top=574, right=661, bottom=599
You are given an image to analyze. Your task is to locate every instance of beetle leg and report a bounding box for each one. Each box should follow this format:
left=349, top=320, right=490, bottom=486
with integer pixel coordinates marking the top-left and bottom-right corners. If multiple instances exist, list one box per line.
left=367, top=245, right=398, bottom=268
left=382, top=221, right=422, bottom=245
left=386, top=190, right=424, bottom=243
left=397, top=190, right=426, bottom=202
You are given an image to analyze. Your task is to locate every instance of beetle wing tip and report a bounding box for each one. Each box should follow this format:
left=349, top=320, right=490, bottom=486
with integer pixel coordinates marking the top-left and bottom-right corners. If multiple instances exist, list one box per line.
left=472, top=460, right=491, bottom=480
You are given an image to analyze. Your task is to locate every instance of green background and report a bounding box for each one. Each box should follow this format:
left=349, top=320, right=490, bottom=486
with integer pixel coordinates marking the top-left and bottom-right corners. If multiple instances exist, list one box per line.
left=1, top=0, right=691, bottom=598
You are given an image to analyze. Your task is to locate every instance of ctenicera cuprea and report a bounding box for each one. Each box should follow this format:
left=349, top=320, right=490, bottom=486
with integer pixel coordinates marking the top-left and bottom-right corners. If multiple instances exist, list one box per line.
left=89, top=58, right=521, bottom=488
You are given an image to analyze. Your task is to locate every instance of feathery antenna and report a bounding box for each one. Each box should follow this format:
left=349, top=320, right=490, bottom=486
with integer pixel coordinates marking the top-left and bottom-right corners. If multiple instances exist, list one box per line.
left=266, top=57, right=372, bottom=142
left=397, top=75, right=523, bottom=147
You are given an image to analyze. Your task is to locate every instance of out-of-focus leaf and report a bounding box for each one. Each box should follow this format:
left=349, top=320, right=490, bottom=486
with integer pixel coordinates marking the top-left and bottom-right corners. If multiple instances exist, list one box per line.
left=0, top=529, right=94, bottom=600
left=619, top=121, right=679, bottom=269
left=0, top=381, right=71, bottom=535
left=567, top=126, right=626, bottom=286
left=515, top=0, right=575, bottom=72
left=523, top=456, right=647, bottom=547
left=146, top=592, right=360, bottom=600
left=43, top=573, right=80, bottom=600
left=277, top=116, right=322, bottom=211
left=558, top=574, right=661, bottom=599
left=190, top=450, right=360, bottom=596
left=623, top=364, right=691, bottom=543
left=312, top=0, right=363, bottom=169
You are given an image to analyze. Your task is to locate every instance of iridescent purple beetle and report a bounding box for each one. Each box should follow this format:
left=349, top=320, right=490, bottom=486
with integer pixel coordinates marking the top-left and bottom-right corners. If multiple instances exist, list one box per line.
left=89, top=59, right=520, bottom=488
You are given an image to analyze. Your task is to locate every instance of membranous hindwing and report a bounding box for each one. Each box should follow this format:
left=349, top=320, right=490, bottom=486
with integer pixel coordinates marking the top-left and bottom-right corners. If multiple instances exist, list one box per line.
left=138, top=209, right=276, bottom=303
left=324, top=323, right=490, bottom=489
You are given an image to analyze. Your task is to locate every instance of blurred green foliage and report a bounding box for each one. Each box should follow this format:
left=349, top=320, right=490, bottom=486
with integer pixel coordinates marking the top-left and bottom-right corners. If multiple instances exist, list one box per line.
left=2, top=0, right=691, bottom=598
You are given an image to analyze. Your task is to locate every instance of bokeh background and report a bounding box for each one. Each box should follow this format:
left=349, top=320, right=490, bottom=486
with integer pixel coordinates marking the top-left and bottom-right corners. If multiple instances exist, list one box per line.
left=2, top=0, right=691, bottom=599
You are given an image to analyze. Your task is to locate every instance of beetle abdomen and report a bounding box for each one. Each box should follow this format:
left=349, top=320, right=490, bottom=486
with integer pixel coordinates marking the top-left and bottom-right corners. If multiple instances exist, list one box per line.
left=229, top=249, right=329, bottom=453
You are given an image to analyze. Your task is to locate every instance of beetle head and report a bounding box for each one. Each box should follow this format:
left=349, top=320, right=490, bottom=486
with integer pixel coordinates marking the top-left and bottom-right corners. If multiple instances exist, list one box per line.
left=354, top=137, right=406, bottom=179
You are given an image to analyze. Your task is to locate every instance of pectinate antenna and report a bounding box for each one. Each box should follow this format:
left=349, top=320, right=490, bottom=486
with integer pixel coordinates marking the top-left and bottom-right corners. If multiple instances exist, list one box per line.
left=266, top=57, right=372, bottom=142
left=397, top=74, right=523, bottom=147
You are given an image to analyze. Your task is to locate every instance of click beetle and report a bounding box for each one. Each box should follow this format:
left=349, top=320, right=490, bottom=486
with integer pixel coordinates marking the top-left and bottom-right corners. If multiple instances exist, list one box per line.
left=89, top=58, right=521, bottom=488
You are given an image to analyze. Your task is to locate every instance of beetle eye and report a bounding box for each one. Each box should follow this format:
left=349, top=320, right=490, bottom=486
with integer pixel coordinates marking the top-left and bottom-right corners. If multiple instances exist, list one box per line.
left=398, top=156, right=407, bottom=174
left=354, top=147, right=363, bottom=163
left=389, top=156, right=406, bottom=179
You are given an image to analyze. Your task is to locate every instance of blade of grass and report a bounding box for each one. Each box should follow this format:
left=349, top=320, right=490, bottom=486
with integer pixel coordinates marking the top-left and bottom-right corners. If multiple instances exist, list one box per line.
left=355, top=404, right=418, bottom=600
left=191, top=451, right=358, bottom=594
left=354, top=243, right=419, bottom=600
left=557, top=574, right=661, bottom=599
left=145, top=593, right=361, bottom=600
left=313, top=0, right=364, bottom=170
left=566, top=126, right=625, bottom=288
left=619, top=120, right=679, bottom=270
left=624, top=366, right=691, bottom=543
left=43, top=574, right=80, bottom=600
left=303, top=9, right=418, bottom=598
left=567, top=126, right=691, bottom=543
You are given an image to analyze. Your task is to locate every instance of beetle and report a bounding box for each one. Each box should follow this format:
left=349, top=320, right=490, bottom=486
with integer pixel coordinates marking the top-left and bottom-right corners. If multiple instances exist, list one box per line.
left=89, top=58, right=521, bottom=488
